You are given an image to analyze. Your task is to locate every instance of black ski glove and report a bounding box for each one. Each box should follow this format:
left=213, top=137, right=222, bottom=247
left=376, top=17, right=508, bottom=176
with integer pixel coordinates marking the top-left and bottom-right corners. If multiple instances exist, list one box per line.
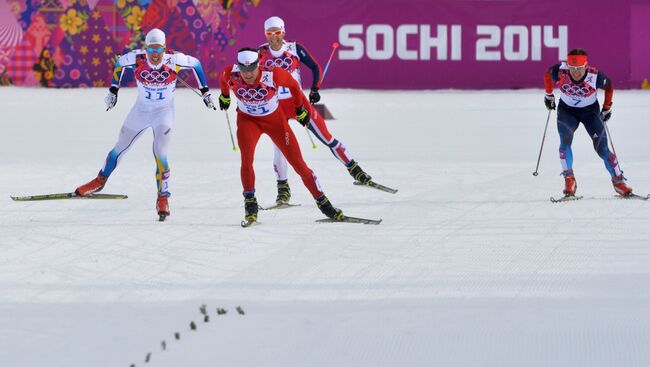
left=309, top=87, right=320, bottom=104
left=544, top=94, right=556, bottom=110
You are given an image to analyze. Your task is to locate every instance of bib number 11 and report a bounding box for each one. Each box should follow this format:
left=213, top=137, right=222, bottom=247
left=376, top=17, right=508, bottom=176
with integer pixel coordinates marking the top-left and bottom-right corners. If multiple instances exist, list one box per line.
left=145, top=91, right=165, bottom=100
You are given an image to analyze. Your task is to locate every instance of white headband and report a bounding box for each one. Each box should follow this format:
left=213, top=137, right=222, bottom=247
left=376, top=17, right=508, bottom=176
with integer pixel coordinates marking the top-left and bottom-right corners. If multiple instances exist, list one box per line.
left=264, top=16, right=285, bottom=32
left=237, top=50, right=259, bottom=66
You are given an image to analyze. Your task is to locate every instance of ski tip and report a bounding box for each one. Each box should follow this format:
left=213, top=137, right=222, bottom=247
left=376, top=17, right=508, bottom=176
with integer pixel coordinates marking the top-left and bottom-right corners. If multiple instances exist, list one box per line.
left=91, top=194, right=128, bottom=199
left=617, top=193, right=650, bottom=200
left=353, top=181, right=398, bottom=194
left=550, top=195, right=583, bottom=203
left=364, top=218, right=382, bottom=225
left=260, top=203, right=301, bottom=210
left=315, top=216, right=382, bottom=225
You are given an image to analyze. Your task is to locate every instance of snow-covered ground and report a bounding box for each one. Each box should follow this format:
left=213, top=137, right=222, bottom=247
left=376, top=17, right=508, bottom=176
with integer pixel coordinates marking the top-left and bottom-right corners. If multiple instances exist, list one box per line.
left=1, top=87, right=650, bottom=367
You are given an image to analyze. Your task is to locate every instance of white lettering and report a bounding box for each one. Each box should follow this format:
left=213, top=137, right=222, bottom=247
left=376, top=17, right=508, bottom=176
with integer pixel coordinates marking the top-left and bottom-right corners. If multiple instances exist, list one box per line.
left=338, top=24, right=364, bottom=60
left=396, top=24, right=418, bottom=60
left=337, top=24, right=567, bottom=62
left=476, top=25, right=501, bottom=61
left=531, top=25, right=542, bottom=61
left=367, top=24, right=394, bottom=60
left=451, top=25, right=462, bottom=60
left=503, top=25, right=528, bottom=61
left=420, top=25, right=448, bottom=60
left=477, top=25, right=567, bottom=61
left=544, top=25, right=568, bottom=61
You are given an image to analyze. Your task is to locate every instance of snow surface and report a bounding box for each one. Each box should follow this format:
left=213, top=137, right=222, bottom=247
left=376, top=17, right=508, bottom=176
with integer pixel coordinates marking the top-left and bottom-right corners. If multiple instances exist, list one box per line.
left=1, top=87, right=650, bottom=367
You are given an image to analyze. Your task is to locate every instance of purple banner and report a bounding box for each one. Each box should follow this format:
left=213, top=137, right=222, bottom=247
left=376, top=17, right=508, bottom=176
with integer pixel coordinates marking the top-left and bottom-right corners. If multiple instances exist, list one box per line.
left=2, top=0, right=649, bottom=89
left=238, top=0, right=650, bottom=89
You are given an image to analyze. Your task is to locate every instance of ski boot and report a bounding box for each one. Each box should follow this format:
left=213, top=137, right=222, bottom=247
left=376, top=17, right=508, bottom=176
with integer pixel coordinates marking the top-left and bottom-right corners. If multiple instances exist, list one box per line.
left=562, top=170, right=576, bottom=196
left=75, top=173, right=107, bottom=196
left=241, top=195, right=258, bottom=227
left=316, top=195, right=344, bottom=221
left=157, top=194, right=170, bottom=221
left=347, top=160, right=372, bottom=184
left=276, top=180, right=291, bottom=205
left=612, top=175, right=633, bottom=197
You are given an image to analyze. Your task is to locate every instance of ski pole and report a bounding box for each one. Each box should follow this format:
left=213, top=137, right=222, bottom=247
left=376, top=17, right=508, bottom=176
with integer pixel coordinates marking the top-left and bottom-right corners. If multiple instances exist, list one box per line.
left=176, top=74, right=215, bottom=110
left=533, top=109, right=552, bottom=176
left=177, top=74, right=237, bottom=151
left=304, top=123, right=317, bottom=149
left=223, top=111, right=237, bottom=151
left=303, top=42, right=340, bottom=150
left=603, top=119, right=621, bottom=171
left=320, top=42, right=339, bottom=85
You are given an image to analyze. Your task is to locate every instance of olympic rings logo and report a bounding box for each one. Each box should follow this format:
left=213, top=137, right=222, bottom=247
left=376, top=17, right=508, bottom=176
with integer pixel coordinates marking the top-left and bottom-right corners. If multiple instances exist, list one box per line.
left=561, top=84, right=591, bottom=96
left=237, top=87, right=269, bottom=101
left=263, top=57, right=294, bottom=70
left=139, top=70, right=171, bottom=83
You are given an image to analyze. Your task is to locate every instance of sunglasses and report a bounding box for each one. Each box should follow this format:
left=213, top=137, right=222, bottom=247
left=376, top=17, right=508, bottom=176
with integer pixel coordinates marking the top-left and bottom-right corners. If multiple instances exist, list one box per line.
left=146, top=47, right=164, bottom=54
left=567, top=65, right=586, bottom=71
left=265, top=30, right=283, bottom=36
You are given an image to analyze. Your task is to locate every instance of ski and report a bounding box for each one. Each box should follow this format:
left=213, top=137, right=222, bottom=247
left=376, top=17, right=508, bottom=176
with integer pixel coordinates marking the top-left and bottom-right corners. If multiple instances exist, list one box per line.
left=617, top=193, right=649, bottom=201
left=240, top=220, right=259, bottom=228
left=550, top=195, right=583, bottom=203
left=11, top=192, right=128, bottom=201
left=259, top=203, right=301, bottom=210
left=158, top=214, right=168, bottom=222
left=353, top=180, right=398, bottom=194
left=316, top=215, right=382, bottom=225
left=550, top=193, right=649, bottom=203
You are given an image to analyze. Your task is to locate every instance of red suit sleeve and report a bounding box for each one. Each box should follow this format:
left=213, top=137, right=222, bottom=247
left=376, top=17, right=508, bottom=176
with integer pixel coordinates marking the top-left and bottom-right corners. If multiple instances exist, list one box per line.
left=543, top=67, right=554, bottom=94
left=274, top=68, right=303, bottom=109
left=603, top=80, right=613, bottom=109
left=219, top=65, right=233, bottom=96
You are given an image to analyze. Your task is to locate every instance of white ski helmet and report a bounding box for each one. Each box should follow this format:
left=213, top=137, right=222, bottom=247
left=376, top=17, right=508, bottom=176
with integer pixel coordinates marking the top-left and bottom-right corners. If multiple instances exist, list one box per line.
left=145, top=28, right=166, bottom=46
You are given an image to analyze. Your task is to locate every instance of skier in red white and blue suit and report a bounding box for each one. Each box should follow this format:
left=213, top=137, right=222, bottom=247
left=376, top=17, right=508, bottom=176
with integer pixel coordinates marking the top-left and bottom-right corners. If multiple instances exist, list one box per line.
left=543, top=48, right=633, bottom=197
